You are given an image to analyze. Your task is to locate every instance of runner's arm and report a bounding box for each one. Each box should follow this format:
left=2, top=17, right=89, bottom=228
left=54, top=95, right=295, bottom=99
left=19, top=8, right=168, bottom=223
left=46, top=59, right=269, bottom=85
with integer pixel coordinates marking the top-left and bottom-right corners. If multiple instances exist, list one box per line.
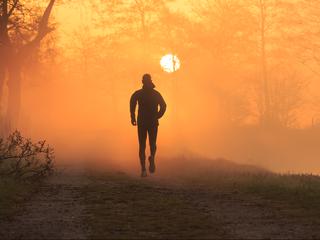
left=157, top=93, right=167, bottom=119
left=130, top=92, right=138, bottom=125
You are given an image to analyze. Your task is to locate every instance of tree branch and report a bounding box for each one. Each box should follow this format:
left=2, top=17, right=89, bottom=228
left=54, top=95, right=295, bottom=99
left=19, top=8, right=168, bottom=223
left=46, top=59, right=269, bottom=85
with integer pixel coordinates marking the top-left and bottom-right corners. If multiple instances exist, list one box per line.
left=2, top=0, right=8, bottom=18
left=25, top=0, right=55, bottom=48
left=36, top=0, right=55, bottom=40
left=8, top=0, right=19, bottom=17
left=0, top=0, right=8, bottom=34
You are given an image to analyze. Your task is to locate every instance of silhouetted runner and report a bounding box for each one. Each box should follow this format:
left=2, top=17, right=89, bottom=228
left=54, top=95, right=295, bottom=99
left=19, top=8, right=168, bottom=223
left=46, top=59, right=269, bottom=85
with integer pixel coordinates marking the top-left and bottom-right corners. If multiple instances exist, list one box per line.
left=130, top=74, right=167, bottom=177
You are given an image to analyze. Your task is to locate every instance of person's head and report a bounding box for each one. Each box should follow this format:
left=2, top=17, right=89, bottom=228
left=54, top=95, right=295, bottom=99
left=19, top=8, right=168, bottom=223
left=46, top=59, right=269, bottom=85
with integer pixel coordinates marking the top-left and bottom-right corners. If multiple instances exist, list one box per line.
left=142, top=73, right=155, bottom=89
left=142, top=73, right=152, bottom=84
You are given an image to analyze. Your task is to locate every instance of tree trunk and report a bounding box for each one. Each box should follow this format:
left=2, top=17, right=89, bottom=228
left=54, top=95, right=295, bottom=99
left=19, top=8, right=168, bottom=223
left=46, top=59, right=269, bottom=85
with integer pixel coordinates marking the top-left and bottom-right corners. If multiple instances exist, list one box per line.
left=259, top=0, right=270, bottom=126
left=0, top=61, right=5, bottom=105
left=0, top=46, right=9, bottom=134
left=6, top=61, right=22, bottom=130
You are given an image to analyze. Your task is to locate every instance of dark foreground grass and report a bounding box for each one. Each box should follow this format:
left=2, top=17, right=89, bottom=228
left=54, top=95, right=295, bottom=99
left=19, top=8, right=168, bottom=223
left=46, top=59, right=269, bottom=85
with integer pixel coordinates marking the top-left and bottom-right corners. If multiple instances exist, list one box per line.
left=183, top=169, right=320, bottom=215
left=84, top=172, right=226, bottom=239
left=0, top=177, right=38, bottom=219
left=239, top=173, right=320, bottom=212
left=163, top=158, right=320, bottom=214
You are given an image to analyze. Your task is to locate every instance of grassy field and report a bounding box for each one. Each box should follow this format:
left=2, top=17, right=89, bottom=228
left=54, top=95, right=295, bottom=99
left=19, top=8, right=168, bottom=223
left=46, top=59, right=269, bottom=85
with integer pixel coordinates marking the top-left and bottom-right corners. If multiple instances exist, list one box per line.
left=161, top=158, right=320, bottom=213
left=239, top=173, right=320, bottom=212
left=180, top=170, right=320, bottom=214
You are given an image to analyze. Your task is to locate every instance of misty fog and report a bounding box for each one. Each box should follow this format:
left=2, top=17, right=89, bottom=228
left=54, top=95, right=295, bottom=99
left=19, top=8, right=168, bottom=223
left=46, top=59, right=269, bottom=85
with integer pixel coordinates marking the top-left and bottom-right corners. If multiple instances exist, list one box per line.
left=1, top=0, right=320, bottom=174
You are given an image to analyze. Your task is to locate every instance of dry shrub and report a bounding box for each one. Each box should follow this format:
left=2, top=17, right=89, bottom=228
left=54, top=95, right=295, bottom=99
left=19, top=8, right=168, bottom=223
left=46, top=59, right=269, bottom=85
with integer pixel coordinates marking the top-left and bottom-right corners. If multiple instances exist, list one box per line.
left=0, top=131, right=54, bottom=180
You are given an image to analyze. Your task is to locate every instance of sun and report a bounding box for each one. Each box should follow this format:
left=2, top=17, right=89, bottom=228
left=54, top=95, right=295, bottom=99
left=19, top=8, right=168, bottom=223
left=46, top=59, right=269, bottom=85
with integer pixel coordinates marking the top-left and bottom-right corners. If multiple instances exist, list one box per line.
left=160, top=54, right=181, bottom=73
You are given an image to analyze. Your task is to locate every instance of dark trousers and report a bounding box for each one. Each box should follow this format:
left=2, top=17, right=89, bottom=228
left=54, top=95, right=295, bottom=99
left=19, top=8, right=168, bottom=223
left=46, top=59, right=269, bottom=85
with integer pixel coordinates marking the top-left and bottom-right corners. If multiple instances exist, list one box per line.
left=138, top=124, right=158, bottom=170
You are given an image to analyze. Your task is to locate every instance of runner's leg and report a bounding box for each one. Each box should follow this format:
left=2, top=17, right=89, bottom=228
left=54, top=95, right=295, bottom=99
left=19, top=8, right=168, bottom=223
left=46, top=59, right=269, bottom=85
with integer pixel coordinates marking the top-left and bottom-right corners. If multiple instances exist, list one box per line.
left=148, top=125, right=158, bottom=158
left=148, top=125, right=158, bottom=173
left=138, top=125, right=147, bottom=171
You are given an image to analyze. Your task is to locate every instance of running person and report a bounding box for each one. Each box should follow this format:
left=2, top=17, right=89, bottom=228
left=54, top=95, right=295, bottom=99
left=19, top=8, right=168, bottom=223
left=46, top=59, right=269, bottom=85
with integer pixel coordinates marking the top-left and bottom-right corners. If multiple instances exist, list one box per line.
left=130, top=74, right=166, bottom=177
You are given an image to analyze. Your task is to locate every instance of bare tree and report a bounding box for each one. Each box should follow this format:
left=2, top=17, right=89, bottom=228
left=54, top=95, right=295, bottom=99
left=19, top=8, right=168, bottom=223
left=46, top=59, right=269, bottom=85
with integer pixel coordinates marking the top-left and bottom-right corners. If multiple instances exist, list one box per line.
left=0, top=0, right=55, bottom=132
left=252, top=0, right=308, bottom=127
left=190, top=0, right=308, bottom=127
left=296, top=1, right=320, bottom=67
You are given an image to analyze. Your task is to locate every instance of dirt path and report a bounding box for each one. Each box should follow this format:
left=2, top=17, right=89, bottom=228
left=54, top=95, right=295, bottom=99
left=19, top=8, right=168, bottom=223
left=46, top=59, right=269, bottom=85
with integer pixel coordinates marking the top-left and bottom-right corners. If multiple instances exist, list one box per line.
left=0, top=171, right=89, bottom=239
left=1, top=171, right=319, bottom=239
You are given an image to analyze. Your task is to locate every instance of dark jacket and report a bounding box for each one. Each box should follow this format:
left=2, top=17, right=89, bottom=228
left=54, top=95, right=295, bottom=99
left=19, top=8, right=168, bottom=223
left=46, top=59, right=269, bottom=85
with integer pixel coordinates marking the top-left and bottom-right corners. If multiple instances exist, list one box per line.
left=130, top=86, right=166, bottom=126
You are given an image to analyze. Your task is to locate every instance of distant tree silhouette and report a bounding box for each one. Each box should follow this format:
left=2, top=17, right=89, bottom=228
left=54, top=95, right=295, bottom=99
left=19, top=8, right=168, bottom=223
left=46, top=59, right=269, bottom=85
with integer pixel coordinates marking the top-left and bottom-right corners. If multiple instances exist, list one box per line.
left=296, top=1, right=320, bottom=75
left=192, top=0, right=309, bottom=128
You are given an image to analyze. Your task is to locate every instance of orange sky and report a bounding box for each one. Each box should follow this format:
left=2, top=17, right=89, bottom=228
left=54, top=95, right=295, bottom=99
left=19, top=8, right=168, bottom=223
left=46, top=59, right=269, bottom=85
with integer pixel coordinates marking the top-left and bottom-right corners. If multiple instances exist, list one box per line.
left=19, top=0, right=319, bottom=174
left=54, top=0, right=191, bottom=37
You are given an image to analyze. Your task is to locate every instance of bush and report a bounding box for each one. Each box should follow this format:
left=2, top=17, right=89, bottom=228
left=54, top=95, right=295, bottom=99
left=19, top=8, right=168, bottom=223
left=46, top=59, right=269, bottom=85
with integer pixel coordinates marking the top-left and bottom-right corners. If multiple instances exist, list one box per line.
left=0, top=131, right=54, bottom=180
